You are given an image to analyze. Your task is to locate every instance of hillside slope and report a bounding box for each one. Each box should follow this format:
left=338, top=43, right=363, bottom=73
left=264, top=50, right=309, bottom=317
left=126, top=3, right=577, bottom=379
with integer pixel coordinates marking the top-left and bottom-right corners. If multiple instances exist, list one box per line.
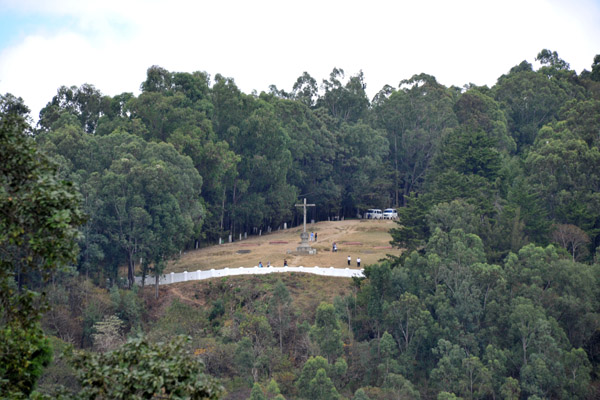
left=165, top=219, right=401, bottom=273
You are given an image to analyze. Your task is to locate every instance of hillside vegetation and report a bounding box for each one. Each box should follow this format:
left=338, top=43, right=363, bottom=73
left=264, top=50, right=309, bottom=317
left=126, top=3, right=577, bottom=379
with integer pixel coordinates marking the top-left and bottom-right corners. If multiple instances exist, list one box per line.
left=2, top=49, right=600, bottom=399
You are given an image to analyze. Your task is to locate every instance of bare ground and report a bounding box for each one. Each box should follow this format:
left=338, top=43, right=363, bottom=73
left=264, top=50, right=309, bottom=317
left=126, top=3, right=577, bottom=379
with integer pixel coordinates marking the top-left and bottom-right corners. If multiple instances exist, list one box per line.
left=166, top=219, right=401, bottom=273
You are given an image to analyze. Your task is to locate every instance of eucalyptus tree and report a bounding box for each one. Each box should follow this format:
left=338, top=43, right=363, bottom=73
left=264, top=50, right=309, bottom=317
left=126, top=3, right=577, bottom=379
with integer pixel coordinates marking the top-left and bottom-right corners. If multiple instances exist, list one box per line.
left=317, top=68, right=369, bottom=124
left=37, top=83, right=108, bottom=134
left=370, top=73, right=458, bottom=206
left=270, top=95, right=340, bottom=219
left=493, top=52, right=583, bottom=152
left=38, top=127, right=203, bottom=291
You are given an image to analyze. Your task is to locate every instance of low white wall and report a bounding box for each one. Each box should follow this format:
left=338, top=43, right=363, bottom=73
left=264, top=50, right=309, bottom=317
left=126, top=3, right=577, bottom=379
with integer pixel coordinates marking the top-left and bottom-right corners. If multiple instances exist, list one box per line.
left=134, top=266, right=365, bottom=286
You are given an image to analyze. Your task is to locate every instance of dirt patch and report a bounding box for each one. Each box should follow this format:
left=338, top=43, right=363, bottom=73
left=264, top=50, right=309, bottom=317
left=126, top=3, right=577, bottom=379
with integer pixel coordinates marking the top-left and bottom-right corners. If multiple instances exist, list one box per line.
left=166, top=219, right=402, bottom=273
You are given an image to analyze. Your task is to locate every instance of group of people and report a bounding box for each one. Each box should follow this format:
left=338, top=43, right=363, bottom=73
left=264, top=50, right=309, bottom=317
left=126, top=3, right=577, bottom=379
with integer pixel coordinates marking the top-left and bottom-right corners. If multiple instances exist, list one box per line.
left=259, top=260, right=288, bottom=268
left=256, top=231, right=363, bottom=268
left=347, top=255, right=361, bottom=267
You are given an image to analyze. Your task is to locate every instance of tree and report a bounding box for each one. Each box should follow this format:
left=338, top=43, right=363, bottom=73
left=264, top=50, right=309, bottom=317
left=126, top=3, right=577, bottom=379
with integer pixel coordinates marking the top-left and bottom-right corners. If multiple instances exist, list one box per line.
left=317, top=68, right=369, bottom=123
left=310, top=302, right=343, bottom=362
left=590, top=54, right=600, bottom=82
left=268, top=280, right=293, bottom=352
left=378, top=331, right=398, bottom=379
left=509, top=297, right=548, bottom=367
left=562, top=347, right=591, bottom=399
left=306, top=368, right=340, bottom=400
left=250, top=382, right=267, bottom=400
left=353, top=387, right=371, bottom=400
left=493, top=59, right=574, bottom=151
left=551, top=223, right=590, bottom=261
left=91, top=314, right=125, bottom=353
left=38, top=84, right=107, bottom=134
left=384, top=293, right=432, bottom=355
left=1, top=94, right=84, bottom=397
left=39, top=128, right=204, bottom=291
left=296, top=357, right=342, bottom=400
left=454, top=88, right=515, bottom=153
left=68, top=335, right=222, bottom=399
left=371, top=74, right=458, bottom=206
left=499, top=377, right=520, bottom=400
left=292, top=72, right=318, bottom=107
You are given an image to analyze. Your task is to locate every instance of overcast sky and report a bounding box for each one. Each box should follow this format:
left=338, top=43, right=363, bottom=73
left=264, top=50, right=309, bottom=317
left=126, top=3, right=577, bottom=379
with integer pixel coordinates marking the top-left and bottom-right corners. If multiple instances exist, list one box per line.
left=1, top=0, right=599, bottom=120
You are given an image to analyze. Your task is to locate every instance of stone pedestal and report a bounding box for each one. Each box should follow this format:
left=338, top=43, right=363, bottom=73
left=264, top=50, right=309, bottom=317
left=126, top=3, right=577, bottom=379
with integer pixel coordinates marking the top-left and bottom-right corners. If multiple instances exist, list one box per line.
left=296, top=231, right=317, bottom=254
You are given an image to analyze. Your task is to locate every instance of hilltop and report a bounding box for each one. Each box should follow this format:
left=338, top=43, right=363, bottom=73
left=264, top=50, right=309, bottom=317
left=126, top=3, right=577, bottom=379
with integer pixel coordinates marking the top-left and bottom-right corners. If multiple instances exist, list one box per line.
left=165, top=219, right=401, bottom=273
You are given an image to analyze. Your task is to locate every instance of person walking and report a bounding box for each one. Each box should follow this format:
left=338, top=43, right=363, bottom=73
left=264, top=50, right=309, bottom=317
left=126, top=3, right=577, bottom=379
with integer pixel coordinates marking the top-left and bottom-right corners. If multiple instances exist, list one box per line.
left=310, top=232, right=314, bottom=241
left=284, top=259, right=288, bottom=267
left=357, top=257, right=361, bottom=268
left=259, top=261, right=263, bottom=268
left=315, top=232, right=318, bottom=241
left=332, top=242, right=337, bottom=252
left=347, top=255, right=351, bottom=266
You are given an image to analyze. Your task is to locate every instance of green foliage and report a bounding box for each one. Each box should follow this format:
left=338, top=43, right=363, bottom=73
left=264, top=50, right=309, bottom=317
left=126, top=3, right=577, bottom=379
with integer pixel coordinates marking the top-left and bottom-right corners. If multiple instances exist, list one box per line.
left=1, top=94, right=84, bottom=398
left=5, top=48, right=600, bottom=398
left=67, top=335, right=222, bottom=399
left=0, top=323, right=53, bottom=397
left=250, top=382, right=267, bottom=400
left=353, top=387, right=370, bottom=400
left=310, top=302, right=343, bottom=362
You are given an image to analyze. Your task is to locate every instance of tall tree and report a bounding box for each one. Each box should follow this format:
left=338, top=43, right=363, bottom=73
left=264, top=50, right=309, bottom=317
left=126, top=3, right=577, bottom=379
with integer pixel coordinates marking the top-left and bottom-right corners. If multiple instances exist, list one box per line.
left=371, top=73, right=458, bottom=205
left=1, top=94, right=84, bottom=397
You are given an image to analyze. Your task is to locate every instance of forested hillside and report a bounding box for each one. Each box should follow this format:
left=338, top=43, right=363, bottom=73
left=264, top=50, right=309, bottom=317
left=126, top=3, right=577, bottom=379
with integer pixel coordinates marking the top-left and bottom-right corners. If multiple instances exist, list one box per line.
left=2, top=49, right=600, bottom=399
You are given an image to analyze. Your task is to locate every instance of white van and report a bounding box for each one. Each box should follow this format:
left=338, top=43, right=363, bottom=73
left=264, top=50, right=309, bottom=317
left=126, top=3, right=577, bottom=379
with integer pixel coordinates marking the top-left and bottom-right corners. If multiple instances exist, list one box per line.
left=383, top=208, right=398, bottom=219
left=364, top=209, right=383, bottom=219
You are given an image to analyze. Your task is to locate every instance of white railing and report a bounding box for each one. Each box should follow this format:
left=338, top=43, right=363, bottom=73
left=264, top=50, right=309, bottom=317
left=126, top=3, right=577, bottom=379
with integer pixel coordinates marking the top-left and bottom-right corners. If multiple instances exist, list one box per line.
left=135, top=266, right=365, bottom=286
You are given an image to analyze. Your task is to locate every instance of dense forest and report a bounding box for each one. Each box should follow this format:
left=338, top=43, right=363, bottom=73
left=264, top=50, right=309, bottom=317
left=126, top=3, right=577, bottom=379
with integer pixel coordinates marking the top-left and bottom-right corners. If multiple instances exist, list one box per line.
left=2, top=49, right=600, bottom=399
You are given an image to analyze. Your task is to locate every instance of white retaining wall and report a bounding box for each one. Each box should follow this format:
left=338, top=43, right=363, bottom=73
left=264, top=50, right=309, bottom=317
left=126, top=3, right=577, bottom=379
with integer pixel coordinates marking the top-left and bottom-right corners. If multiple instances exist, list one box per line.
left=135, top=266, right=365, bottom=286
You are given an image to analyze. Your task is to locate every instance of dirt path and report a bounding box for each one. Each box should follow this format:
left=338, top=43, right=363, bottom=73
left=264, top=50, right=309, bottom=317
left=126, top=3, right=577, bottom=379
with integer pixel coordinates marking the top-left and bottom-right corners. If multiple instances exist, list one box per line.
left=166, top=219, right=401, bottom=273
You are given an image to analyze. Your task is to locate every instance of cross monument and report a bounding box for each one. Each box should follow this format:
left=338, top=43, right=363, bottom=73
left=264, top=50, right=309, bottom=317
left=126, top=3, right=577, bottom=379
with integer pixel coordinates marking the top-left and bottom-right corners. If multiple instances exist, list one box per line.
left=295, top=198, right=316, bottom=254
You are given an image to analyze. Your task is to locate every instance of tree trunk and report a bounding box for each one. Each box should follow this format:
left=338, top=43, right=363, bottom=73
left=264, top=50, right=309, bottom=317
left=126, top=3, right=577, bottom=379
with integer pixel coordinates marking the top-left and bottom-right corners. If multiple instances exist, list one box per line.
left=155, top=274, right=159, bottom=299
left=127, top=250, right=135, bottom=289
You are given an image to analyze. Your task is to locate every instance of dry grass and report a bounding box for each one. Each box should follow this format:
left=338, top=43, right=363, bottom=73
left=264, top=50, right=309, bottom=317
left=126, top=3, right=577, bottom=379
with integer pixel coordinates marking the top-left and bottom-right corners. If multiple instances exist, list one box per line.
left=167, top=219, right=400, bottom=273
left=141, top=273, right=358, bottom=324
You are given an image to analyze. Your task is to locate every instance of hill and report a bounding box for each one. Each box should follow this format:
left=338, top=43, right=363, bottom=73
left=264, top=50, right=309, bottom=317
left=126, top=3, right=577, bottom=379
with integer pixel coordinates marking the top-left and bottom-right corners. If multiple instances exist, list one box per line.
left=165, top=219, right=401, bottom=273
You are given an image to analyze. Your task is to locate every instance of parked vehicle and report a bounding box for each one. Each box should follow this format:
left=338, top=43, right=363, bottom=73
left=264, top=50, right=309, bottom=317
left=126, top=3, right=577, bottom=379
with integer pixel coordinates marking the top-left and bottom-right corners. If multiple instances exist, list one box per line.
left=364, top=209, right=383, bottom=219
left=383, top=208, right=398, bottom=219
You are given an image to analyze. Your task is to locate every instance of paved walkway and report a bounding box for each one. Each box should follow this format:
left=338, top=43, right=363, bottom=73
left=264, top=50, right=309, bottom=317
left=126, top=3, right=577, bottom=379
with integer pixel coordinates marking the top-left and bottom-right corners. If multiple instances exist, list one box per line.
left=135, top=265, right=365, bottom=286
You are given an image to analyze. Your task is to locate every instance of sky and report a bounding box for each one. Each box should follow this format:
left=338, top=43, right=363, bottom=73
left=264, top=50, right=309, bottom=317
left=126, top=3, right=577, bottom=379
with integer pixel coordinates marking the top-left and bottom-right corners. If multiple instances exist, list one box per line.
left=0, top=0, right=599, bottom=120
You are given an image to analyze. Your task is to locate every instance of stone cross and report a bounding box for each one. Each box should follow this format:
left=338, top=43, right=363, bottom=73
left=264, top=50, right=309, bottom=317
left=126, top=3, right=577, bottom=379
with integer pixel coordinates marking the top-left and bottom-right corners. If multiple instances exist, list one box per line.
left=295, top=198, right=315, bottom=234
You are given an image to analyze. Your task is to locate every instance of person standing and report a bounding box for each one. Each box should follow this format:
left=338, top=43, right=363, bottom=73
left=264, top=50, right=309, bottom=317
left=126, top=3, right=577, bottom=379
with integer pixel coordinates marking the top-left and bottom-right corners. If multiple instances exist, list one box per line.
left=310, top=232, right=314, bottom=241
left=357, top=257, right=361, bottom=267
left=284, top=259, right=288, bottom=267
left=315, top=232, right=318, bottom=241
left=347, top=255, right=351, bottom=266
left=259, top=261, right=263, bottom=268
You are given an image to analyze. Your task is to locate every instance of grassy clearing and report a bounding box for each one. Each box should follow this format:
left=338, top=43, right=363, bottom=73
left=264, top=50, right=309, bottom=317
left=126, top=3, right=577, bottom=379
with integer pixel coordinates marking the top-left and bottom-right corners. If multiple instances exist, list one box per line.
left=166, top=219, right=401, bottom=274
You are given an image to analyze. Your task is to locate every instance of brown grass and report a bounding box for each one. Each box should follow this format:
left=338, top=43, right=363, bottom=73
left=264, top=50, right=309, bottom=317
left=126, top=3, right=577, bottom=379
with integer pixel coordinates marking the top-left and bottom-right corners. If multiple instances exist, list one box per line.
left=166, top=219, right=401, bottom=273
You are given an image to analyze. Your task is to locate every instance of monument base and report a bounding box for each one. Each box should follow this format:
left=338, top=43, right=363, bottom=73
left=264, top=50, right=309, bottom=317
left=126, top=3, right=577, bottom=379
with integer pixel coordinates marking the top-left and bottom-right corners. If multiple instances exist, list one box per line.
left=296, top=243, right=317, bottom=255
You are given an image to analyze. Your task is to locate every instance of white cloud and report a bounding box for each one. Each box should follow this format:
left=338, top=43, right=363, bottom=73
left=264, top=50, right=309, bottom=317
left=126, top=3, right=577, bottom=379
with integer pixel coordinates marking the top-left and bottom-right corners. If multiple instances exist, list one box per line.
left=0, top=0, right=598, bottom=120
